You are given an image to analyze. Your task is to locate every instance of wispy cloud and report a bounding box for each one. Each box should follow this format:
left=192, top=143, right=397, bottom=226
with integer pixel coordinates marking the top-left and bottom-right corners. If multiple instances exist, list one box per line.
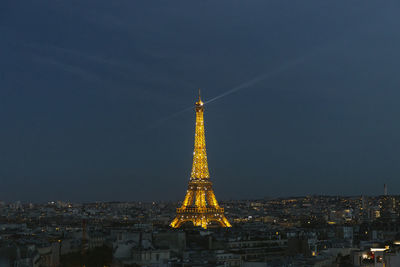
left=27, top=42, right=135, bottom=74
left=32, top=55, right=102, bottom=83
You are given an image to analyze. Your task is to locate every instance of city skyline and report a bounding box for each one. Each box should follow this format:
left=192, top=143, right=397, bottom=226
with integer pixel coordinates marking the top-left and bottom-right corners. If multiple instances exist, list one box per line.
left=2, top=1, right=400, bottom=201
left=4, top=2, right=400, bottom=267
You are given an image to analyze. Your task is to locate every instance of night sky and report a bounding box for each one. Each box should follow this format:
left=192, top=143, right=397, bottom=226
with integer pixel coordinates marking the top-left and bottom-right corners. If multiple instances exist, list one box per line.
left=1, top=1, right=400, bottom=202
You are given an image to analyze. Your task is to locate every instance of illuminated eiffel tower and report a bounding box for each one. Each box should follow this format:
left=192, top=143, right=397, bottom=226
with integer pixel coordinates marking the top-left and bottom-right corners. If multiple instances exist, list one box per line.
left=170, top=90, right=231, bottom=229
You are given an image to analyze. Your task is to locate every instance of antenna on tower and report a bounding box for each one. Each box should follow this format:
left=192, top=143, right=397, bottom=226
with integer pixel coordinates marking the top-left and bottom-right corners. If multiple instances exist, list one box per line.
left=198, top=88, right=201, bottom=101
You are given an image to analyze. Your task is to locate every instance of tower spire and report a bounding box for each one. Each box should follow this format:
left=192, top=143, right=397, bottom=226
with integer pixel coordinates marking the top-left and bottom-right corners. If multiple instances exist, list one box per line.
left=198, top=88, right=201, bottom=102
left=170, top=92, right=231, bottom=229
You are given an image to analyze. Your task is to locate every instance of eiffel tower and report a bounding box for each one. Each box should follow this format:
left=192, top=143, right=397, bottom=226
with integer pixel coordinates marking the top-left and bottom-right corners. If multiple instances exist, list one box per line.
left=170, top=90, right=231, bottom=229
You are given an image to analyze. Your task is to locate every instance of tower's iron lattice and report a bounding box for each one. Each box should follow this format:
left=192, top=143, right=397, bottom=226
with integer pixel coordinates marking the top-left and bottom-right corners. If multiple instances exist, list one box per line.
left=170, top=91, right=231, bottom=229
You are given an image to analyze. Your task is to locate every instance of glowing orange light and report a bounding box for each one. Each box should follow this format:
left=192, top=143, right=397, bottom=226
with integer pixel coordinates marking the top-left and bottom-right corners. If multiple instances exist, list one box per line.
left=170, top=91, right=231, bottom=229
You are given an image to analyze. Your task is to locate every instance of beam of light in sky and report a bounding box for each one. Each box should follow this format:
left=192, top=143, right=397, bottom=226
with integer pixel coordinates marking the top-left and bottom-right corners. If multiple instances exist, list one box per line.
left=140, top=105, right=194, bottom=133
left=143, top=43, right=332, bottom=131
left=205, top=44, right=328, bottom=105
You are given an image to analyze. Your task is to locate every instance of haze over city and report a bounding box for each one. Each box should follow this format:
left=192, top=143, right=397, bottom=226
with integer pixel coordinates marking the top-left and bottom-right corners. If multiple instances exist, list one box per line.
left=2, top=1, right=400, bottom=202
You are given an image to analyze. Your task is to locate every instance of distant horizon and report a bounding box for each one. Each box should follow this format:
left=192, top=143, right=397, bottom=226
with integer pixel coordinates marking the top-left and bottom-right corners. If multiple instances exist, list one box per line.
left=2, top=193, right=396, bottom=204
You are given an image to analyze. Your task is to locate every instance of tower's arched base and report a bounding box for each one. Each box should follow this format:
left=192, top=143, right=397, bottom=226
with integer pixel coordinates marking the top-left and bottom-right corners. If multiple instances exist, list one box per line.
left=170, top=208, right=231, bottom=229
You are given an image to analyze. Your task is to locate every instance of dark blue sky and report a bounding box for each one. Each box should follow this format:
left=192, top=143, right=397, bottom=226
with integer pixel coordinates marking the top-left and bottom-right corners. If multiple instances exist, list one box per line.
left=1, top=1, right=400, bottom=202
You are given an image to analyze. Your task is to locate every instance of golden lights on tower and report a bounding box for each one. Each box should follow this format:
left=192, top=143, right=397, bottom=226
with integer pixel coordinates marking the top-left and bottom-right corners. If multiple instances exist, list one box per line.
left=170, top=90, right=231, bottom=229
